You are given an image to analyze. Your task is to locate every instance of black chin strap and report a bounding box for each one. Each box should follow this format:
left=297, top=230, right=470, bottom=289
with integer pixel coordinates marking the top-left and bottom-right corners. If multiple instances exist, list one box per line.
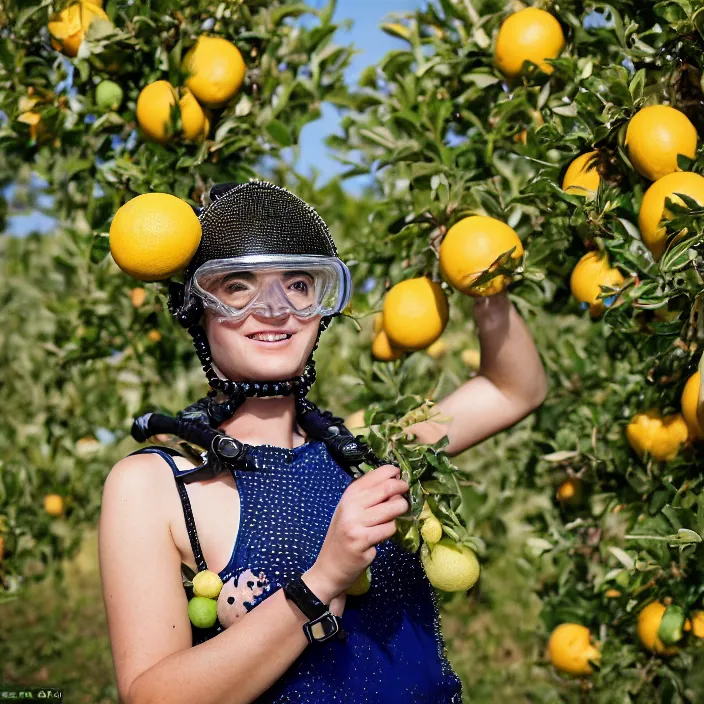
left=129, top=283, right=386, bottom=480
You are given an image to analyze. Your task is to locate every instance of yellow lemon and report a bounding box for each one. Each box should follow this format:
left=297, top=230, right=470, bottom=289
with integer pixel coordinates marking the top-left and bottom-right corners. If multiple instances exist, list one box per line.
left=0, top=535, right=4, bottom=562
left=637, top=601, right=681, bottom=655
left=426, top=338, right=447, bottom=359
left=461, top=348, right=481, bottom=370
left=372, top=330, right=405, bottom=361
left=562, top=151, right=601, bottom=197
left=373, top=312, right=384, bottom=334
left=681, top=371, right=704, bottom=441
left=494, top=8, right=565, bottom=78
left=547, top=623, right=601, bottom=675
left=147, top=329, right=162, bottom=343
left=570, top=251, right=624, bottom=316
left=44, top=494, right=65, bottom=517
left=638, top=171, right=704, bottom=261
left=183, top=36, right=246, bottom=108
left=626, top=409, right=689, bottom=462
left=625, top=105, right=698, bottom=182
left=109, top=193, right=202, bottom=282
left=179, top=88, right=208, bottom=141
left=136, top=80, right=178, bottom=144
left=556, top=477, right=582, bottom=504
left=347, top=566, right=372, bottom=596
left=604, top=589, right=622, bottom=598
left=130, top=287, right=146, bottom=308
left=420, top=515, right=443, bottom=545
left=17, top=111, right=43, bottom=142
left=440, top=216, right=523, bottom=297
left=684, top=611, right=704, bottom=639
left=383, top=278, right=449, bottom=350
left=48, top=0, right=110, bottom=58
left=192, top=570, right=224, bottom=599
left=420, top=538, right=480, bottom=592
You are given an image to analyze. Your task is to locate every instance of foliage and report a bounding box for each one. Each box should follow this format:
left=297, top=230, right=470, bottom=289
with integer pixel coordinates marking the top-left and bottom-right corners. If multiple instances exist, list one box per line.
left=330, top=0, right=704, bottom=699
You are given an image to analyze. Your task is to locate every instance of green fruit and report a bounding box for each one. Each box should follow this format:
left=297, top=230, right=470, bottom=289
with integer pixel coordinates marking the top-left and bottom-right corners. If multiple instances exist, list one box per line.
left=192, top=569, right=223, bottom=599
left=659, top=604, right=686, bottom=646
left=188, top=596, right=218, bottom=628
left=347, top=566, right=372, bottom=596
left=95, top=80, right=124, bottom=111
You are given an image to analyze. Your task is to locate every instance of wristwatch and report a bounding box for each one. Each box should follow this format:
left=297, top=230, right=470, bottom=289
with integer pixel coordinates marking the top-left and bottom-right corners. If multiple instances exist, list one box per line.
left=283, top=574, right=347, bottom=644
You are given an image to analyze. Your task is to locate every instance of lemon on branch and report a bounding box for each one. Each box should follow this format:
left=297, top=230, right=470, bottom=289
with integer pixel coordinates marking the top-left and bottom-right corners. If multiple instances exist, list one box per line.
left=179, top=89, right=208, bottom=141
left=556, top=477, right=583, bottom=504
left=109, top=193, right=202, bottom=282
left=637, top=601, right=683, bottom=655
left=48, top=0, right=110, bottom=58
left=684, top=611, right=704, bottom=639
left=562, top=152, right=600, bottom=198
left=681, top=371, right=704, bottom=441
left=44, top=494, right=65, bottom=516
left=439, top=215, right=523, bottom=297
left=372, top=330, right=405, bottom=361
left=625, top=105, right=697, bottom=181
left=420, top=538, right=480, bottom=592
left=420, top=515, right=443, bottom=545
left=494, top=8, right=565, bottom=78
left=569, top=251, right=624, bottom=317
left=638, top=171, right=704, bottom=261
left=136, top=80, right=178, bottom=144
left=382, top=277, right=448, bottom=350
left=547, top=623, right=601, bottom=675
left=183, top=37, right=246, bottom=109
left=626, top=409, right=689, bottom=462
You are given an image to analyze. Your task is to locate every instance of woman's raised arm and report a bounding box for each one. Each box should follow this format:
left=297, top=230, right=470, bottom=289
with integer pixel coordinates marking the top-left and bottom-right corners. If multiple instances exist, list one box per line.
left=405, top=291, right=548, bottom=456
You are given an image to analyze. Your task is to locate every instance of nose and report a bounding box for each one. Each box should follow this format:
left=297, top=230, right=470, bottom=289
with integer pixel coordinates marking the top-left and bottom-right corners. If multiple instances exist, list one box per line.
left=247, top=280, right=294, bottom=319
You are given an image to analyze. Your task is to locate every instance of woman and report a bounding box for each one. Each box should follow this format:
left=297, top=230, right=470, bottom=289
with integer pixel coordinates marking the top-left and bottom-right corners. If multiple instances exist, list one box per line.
left=99, top=181, right=548, bottom=704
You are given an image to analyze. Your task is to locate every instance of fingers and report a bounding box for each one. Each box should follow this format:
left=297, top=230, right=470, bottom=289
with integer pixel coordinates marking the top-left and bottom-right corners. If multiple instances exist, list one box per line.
left=357, top=477, right=409, bottom=508
left=352, top=464, right=400, bottom=489
left=366, top=520, right=398, bottom=545
left=362, top=494, right=409, bottom=526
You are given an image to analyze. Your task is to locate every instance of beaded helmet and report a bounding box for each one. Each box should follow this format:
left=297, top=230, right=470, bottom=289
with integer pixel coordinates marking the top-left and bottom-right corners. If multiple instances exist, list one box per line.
left=165, top=180, right=379, bottom=469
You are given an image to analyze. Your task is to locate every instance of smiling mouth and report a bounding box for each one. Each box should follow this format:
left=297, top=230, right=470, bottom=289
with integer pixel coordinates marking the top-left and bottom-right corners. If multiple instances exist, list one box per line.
left=246, top=332, right=294, bottom=342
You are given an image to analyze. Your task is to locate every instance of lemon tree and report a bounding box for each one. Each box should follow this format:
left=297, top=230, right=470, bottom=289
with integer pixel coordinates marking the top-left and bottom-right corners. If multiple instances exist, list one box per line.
left=326, top=0, right=704, bottom=699
left=0, top=0, right=357, bottom=599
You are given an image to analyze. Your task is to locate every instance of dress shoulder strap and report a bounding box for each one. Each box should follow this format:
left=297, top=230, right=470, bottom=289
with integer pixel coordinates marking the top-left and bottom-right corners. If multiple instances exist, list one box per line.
left=127, top=446, right=208, bottom=573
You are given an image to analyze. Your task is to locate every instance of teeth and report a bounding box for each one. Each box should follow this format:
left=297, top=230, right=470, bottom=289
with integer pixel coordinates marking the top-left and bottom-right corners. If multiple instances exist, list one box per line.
left=250, top=333, right=290, bottom=342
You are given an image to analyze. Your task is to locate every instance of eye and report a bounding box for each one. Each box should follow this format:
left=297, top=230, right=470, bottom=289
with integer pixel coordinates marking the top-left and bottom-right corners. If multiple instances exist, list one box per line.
left=225, top=282, right=248, bottom=293
left=289, top=279, right=310, bottom=294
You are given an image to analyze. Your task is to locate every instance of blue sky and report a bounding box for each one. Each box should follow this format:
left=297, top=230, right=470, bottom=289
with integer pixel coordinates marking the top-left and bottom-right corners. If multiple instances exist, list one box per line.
left=5, top=0, right=424, bottom=236
left=282, top=0, right=424, bottom=191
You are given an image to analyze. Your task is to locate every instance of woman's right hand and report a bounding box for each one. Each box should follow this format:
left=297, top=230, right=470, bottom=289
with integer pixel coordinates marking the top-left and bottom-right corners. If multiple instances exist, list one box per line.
left=309, top=464, right=410, bottom=599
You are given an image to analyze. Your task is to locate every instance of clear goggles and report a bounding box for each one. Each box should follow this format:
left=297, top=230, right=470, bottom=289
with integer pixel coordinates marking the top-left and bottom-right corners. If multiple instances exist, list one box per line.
left=184, top=254, right=352, bottom=322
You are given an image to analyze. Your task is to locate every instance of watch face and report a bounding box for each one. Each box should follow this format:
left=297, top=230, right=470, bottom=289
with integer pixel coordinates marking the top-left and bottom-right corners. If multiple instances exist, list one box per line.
left=307, top=613, right=338, bottom=641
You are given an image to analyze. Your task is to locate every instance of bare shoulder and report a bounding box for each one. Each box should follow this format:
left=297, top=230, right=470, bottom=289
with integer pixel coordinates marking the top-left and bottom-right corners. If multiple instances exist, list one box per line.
left=99, top=450, right=193, bottom=701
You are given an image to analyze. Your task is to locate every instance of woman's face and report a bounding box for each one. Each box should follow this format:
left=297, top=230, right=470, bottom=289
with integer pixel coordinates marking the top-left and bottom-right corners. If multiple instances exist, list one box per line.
left=202, top=307, right=322, bottom=384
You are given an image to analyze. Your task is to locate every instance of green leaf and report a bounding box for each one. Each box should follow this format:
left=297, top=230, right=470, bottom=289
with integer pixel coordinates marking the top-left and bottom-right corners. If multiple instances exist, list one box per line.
left=265, top=120, right=293, bottom=147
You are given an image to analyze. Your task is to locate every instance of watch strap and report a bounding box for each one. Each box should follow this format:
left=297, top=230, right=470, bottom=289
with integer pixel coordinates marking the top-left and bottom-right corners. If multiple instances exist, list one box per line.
left=283, top=574, right=328, bottom=621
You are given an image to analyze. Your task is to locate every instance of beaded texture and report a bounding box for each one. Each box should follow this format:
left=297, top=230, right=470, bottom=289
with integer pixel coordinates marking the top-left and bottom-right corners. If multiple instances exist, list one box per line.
left=129, top=442, right=464, bottom=703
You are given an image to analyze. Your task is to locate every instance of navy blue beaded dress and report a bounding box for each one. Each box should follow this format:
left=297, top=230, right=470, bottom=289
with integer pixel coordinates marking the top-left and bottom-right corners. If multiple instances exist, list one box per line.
left=129, top=439, right=463, bottom=703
